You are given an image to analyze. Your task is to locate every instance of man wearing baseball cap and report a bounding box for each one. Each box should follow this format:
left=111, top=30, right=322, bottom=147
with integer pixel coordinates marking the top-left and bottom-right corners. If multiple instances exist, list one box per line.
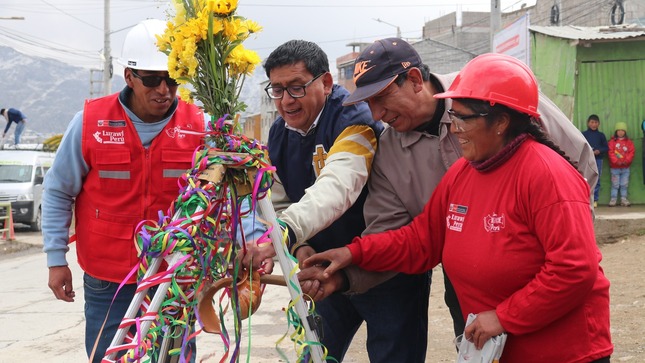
left=342, top=38, right=423, bottom=106
left=299, top=38, right=599, bottom=343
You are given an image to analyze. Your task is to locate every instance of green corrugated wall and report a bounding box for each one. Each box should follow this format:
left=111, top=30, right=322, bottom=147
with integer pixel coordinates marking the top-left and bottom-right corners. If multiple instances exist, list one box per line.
left=532, top=32, right=645, bottom=205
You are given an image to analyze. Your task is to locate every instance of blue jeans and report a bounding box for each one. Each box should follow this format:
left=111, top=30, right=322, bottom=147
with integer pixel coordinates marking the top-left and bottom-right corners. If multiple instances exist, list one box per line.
left=610, top=168, right=630, bottom=199
left=314, top=272, right=429, bottom=363
left=594, top=158, right=603, bottom=201
left=14, top=120, right=26, bottom=144
left=83, top=273, right=195, bottom=363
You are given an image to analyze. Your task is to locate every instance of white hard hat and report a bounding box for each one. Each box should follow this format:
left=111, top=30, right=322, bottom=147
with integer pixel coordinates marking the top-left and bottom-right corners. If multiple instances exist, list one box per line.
left=118, top=19, right=168, bottom=71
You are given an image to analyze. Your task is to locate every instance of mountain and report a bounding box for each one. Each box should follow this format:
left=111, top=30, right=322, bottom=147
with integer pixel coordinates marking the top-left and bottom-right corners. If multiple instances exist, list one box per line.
left=0, top=46, right=101, bottom=136
left=0, top=46, right=265, bottom=139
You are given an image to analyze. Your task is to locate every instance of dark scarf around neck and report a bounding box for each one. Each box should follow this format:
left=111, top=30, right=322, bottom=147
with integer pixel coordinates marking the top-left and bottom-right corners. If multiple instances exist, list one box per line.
left=469, top=133, right=530, bottom=172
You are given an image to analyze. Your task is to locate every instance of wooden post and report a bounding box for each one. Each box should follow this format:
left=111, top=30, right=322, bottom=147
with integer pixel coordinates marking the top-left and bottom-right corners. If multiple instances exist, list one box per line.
left=0, top=202, right=15, bottom=241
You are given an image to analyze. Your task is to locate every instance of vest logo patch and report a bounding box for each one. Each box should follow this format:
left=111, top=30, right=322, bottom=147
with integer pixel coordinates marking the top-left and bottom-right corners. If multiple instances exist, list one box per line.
left=449, top=203, right=468, bottom=214
left=166, top=126, right=186, bottom=139
left=484, top=213, right=505, bottom=232
left=447, top=213, right=465, bottom=232
left=312, top=144, right=327, bottom=177
left=93, top=130, right=125, bottom=144
left=97, top=119, right=126, bottom=127
left=446, top=203, right=468, bottom=232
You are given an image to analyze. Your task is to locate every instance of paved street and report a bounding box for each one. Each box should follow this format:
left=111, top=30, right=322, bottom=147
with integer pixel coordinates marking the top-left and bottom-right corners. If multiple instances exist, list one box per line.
left=0, top=227, right=309, bottom=362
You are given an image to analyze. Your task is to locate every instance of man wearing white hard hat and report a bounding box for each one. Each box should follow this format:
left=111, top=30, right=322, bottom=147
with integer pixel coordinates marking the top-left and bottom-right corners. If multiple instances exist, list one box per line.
left=43, top=19, right=205, bottom=362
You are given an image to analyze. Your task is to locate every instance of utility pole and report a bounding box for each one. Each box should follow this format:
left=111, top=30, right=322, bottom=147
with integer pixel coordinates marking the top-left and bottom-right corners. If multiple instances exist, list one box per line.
left=490, top=0, right=502, bottom=51
left=90, top=69, right=103, bottom=99
left=103, top=0, right=112, bottom=96
left=373, top=18, right=402, bottom=38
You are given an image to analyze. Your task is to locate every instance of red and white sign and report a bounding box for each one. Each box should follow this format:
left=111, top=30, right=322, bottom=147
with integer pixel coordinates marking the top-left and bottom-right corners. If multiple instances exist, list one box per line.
left=493, top=13, right=530, bottom=65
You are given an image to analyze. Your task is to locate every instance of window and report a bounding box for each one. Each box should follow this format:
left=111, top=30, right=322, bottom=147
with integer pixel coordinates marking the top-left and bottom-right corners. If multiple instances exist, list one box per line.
left=0, top=165, right=33, bottom=183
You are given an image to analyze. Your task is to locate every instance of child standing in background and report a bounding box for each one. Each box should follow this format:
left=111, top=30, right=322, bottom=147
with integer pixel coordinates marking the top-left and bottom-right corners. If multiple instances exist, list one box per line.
left=608, top=121, right=635, bottom=206
left=582, top=114, right=608, bottom=208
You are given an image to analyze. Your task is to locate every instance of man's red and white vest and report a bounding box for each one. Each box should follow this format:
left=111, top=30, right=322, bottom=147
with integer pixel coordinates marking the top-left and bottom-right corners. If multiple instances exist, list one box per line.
left=75, top=94, right=204, bottom=283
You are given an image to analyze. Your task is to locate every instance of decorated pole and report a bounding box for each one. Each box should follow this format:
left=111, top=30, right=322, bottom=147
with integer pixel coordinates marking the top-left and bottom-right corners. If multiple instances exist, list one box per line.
left=103, top=170, right=226, bottom=362
left=102, top=145, right=328, bottom=362
left=103, top=206, right=204, bottom=362
left=257, top=197, right=325, bottom=363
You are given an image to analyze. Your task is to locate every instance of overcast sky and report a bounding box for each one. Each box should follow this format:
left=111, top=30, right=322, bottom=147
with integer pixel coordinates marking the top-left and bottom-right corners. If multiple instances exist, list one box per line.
left=0, top=0, right=535, bottom=78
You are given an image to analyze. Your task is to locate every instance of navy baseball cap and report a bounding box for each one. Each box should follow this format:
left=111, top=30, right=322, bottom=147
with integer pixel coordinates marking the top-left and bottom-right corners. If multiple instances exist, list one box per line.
left=343, top=38, right=422, bottom=106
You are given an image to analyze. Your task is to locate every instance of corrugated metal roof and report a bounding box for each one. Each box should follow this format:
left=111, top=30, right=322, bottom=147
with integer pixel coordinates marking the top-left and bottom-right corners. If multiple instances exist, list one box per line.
left=529, top=24, right=645, bottom=41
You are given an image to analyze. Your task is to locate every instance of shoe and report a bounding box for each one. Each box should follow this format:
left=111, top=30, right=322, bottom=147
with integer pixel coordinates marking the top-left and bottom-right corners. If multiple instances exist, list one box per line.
left=621, top=198, right=631, bottom=207
left=594, top=201, right=598, bottom=208
left=608, top=199, right=617, bottom=207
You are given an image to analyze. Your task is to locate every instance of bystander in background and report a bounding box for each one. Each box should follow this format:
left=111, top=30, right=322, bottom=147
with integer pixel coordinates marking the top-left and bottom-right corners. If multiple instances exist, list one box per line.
left=582, top=114, right=608, bottom=207
left=608, top=121, right=634, bottom=206
left=1, top=107, right=28, bottom=147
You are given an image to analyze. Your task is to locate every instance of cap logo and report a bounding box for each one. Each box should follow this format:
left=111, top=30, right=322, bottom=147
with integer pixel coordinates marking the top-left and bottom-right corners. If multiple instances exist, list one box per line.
left=401, top=61, right=412, bottom=68
left=353, top=60, right=376, bottom=84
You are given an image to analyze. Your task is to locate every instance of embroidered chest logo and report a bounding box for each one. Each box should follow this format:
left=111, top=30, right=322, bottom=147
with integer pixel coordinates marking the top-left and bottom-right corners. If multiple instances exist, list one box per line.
left=312, top=144, right=328, bottom=177
left=166, top=126, right=187, bottom=139
left=483, top=213, right=505, bottom=232
left=97, top=119, right=126, bottom=128
left=93, top=130, right=125, bottom=144
left=446, top=203, right=468, bottom=232
left=95, top=119, right=126, bottom=144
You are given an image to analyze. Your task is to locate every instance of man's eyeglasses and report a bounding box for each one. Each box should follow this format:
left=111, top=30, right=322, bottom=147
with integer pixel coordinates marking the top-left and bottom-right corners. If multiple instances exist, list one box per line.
left=131, top=69, right=179, bottom=88
left=264, top=73, right=325, bottom=100
left=447, top=109, right=488, bottom=132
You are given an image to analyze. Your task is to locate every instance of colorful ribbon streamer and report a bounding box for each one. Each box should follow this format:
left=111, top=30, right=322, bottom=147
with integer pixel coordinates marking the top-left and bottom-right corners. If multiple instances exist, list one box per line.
left=108, top=116, right=324, bottom=363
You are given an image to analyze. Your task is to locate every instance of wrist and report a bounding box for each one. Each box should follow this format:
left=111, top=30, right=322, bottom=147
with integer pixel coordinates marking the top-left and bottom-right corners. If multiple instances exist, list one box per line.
left=290, top=241, right=311, bottom=256
left=283, top=222, right=299, bottom=253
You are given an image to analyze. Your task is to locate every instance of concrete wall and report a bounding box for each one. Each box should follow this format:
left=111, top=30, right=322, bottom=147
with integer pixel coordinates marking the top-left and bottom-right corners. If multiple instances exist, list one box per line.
left=532, top=0, right=645, bottom=27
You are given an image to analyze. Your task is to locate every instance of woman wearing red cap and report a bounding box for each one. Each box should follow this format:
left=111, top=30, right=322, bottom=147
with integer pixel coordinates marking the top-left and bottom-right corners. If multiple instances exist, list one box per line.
left=304, top=53, right=612, bottom=363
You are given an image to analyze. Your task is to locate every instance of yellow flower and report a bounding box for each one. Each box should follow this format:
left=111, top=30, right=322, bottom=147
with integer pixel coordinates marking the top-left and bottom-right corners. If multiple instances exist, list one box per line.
left=172, top=0, right=187, bottom=24
left=157, top=0, right=261, bottom=118
left=209, top=18, right=224, bottom=37
left=241, top=19, right=262, bottom=35
left=223, top=17, right=242, bottom=41
left=208, top=0, right=238, bottom=15
left=226, top=45, right=261, bottom=77
left=178, top=87, right=194, bottom=103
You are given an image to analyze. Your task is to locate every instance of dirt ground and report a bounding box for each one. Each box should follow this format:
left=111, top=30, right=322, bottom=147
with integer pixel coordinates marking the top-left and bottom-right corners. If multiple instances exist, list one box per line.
left=341, top=234, right=645, bottom=362
left=2, top=228, right=643, bottom=361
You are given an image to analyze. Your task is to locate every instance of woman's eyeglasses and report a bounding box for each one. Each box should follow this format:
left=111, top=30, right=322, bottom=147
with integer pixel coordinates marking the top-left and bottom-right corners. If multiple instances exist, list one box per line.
left=447, top=109, right=488, bottom=132
left=131, top=69, right=179, bottom=88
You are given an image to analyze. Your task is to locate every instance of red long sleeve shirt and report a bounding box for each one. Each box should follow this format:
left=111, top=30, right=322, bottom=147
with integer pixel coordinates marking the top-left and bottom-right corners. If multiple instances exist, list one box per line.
left=349, top=139, right=612, bottom=362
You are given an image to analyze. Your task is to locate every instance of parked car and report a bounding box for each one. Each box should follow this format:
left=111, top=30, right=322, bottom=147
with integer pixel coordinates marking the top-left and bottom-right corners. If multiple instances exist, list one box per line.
left=0, top=150, right=55, bottom=231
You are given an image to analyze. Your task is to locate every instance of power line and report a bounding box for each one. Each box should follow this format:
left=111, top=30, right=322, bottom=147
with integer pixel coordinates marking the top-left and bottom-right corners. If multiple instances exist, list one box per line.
left=0, top=25, right=101, bottom=66
left=40, top=0, right=103, bottom=30
left=0, top=0, right=166, bottom=67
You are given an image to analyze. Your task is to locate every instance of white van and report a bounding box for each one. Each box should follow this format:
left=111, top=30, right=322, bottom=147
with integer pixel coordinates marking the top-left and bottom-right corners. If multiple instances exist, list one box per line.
left=0, top=150, right=55, bottom=231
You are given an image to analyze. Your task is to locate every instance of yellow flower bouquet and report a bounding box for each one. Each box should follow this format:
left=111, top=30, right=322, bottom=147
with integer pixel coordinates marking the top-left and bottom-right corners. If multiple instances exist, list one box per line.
left=157, top=0, right=262, bottom=119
